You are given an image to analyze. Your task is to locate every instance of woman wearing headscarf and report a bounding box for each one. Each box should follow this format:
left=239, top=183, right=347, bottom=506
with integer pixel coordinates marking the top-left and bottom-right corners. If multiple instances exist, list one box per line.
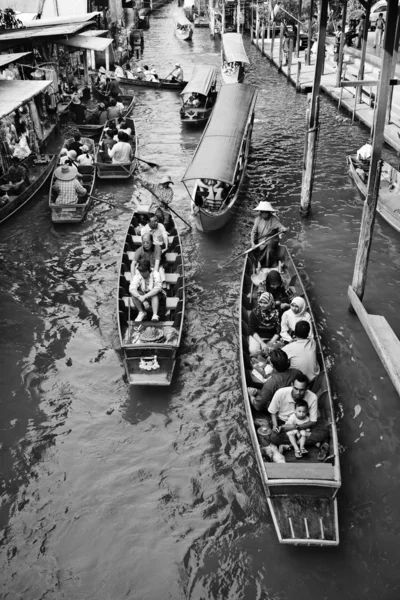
left=257, top=270, right=293, bottom=312
left=248, top=292, right=281, bottom=356
left=280, top=297, right=312, bottom=342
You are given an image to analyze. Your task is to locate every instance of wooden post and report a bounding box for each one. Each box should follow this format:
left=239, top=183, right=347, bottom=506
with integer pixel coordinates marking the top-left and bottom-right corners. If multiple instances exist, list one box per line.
left=306, top=0, right=314, bottom=66
left=28, top=99, right=43, bottom=142
left=255, top=3, right=259, bottom=42
left=237, top=0, right=240, bottom=33
left=288, top=37, right=294, bottom=81
left=351, top=0, right=398, bottom=301
left=261, top=22, right=265, bottom=54
left=335, top=1, right=347, bottom=88
left=83, top=50, right=89, bottom=85
left=296, top=0, right=302, bottom=57
left=250, top=1, right=253, bottom=41
left=278, top=24, right=284, bottom=71
left=91, top=49, right=95, bottom=71
left=386, top=7, right=400, bottom=124
left=105, top=46, right=110, bottom=71
left=271, top=23, right=276, bottom=58
left=222, top=1, right=225, bottom=34
left=300, top=0, right=328, bottom=216
left=356, top=3, right=372, bottom=104
left=267, top=19, right=271, bottom=42
left=296, top=61, right=302, bottom=91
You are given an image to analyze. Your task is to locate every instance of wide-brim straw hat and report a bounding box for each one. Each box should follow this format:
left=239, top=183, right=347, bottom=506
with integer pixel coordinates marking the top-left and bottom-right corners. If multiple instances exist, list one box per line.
left=99, top=66, right=106, bottom=74
left=160, top=175, right=174, bottom=185
left=55, top=165, right=78, bottom=181
left=253, top=201, right=277, bottom=212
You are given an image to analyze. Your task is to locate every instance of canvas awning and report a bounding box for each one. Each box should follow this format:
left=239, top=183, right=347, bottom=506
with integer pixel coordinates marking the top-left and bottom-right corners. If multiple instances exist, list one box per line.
left=222, top=33, right=250, bottom=65
left=54, top=35, right=113, bottom=52
left=0, top=52, right=31, bottom=68
left=181, top=65, right=217, bottom=97
left=0, top=80, right=52, bottom=119
left=20, top=13, right=101, bottom=28
left=0, top=22, right=93, bottom=42
left=182, top=84, right=258, bottom=185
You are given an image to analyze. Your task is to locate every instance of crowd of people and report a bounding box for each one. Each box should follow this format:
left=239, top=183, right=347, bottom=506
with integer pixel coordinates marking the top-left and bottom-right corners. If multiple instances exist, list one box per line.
left=244, top=201, right=331, bottom=462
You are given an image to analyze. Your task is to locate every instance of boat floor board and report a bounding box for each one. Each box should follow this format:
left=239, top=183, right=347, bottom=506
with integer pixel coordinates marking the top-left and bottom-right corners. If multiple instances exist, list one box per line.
left=266, top=463, right=336, bottom=481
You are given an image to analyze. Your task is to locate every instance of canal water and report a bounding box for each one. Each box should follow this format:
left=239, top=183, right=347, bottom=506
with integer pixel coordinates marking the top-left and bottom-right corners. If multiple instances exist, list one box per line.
left=1, top=4, right=400, bottom=599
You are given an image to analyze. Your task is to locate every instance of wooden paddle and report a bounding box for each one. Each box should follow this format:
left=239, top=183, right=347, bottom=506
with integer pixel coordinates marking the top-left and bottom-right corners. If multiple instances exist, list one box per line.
left=90, top=194, right=133, bottom=213
left=159, top=68, right=176, bottom=84
left=221, top=232, right=281, bottom=268
left=136, top=180, right=192, bottom=229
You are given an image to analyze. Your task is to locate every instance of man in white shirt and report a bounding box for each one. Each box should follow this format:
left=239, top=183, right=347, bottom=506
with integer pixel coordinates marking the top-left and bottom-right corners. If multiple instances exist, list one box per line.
left=283, top=321, right=320, bottom=382
left=170, top=63, right=184, bottom=82
left=268, top=373, right=329, bottom=448
left=108, top=131, right=133, bottom=164
left=129, top=258, right=163, bottom=322
left=141, top=216, right=169, bottom=252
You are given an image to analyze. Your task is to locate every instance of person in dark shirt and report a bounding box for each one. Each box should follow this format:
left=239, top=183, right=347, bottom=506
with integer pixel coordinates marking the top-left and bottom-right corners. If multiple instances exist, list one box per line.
left=248, top=292, right=281, bottom=356
left=70, top=95, right=87, bottom=125
left=68, top=133, right=84, bottom=157
left=109, top=75, right=121, bottom=99
left=255, top=269, right=293, bottom=314
left=248, top=349, right=302, bottom=413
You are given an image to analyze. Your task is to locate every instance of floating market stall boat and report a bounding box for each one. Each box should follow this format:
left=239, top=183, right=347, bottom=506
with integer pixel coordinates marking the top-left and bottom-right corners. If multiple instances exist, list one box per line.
left=182, top=83, right=257, bottom=232
left=347, top=154, right=400, bottom=234
left=239, top=247, right=341, bottom=546
left=48, top=137, right=96, bottom=224
left=180, top=65, right=218, bottom=126
left=95, top=117, right=138, bottom=179
left=117, top=205, right=185, bottom=386
left=174, top=15, right=194, bottom=40
left=221, top=33, right=250, bottom=84
left=0, top=154, right=57, bottom=225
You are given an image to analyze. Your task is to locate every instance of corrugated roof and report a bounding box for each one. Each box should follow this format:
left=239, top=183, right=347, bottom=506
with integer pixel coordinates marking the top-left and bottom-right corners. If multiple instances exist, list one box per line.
left=0, top=80, right=52, bottom=119
left=0, top=22, right=92, bottom=42
left=21, top=13, right=101, bottom=28
left=79, top=30, right=109, bottom=37
left=0, top=52, right=31, bottom=68
left=54, top=35, right=113, bottom=52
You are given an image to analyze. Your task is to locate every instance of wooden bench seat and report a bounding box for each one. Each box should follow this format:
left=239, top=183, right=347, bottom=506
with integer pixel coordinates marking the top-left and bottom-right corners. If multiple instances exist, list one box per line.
left=265, top=462, right=335, bottom=481
left=127, top=251, right=178, bottom=264
left=122, top=296, right=179, bottom=310
left=124, top=272, right=179, bottom=284
left=131, top=235, right=174, bottom=246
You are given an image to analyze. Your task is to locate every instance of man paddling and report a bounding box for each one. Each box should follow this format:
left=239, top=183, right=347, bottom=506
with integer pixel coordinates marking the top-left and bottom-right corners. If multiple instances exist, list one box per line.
left=136, top=174, right=174, bottom=221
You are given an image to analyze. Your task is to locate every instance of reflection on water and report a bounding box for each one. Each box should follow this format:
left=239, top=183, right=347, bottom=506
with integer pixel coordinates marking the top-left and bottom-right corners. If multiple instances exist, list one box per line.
left=1, top=3, right=400, bottom=599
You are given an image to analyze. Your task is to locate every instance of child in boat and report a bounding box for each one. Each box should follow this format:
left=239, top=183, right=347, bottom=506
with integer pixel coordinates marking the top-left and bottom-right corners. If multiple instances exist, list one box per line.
left=284, top=399, right=311, bottom=458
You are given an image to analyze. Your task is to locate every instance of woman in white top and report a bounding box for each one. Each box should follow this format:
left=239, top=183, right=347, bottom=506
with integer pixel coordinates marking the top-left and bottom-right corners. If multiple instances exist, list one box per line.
left=280, top=297, right=312, bottom=342
left=76, top=145, right=94, bottom=166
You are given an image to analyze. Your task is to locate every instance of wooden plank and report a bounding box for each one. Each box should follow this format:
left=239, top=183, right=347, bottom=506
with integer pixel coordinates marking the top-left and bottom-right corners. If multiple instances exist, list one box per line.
left=265, top=462, right=335, bottom=481
left=340, top=78, right=399, bottom=88
left=348, top=286, right=400, bottom=396
left=124, top=272, right=179, bottom=284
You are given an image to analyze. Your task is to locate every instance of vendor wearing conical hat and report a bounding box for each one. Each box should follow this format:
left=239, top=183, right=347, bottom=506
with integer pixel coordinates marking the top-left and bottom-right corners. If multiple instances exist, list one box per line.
left=53, top=165, right=87, bottom=205
left=251, top=201, right=288, bottom=268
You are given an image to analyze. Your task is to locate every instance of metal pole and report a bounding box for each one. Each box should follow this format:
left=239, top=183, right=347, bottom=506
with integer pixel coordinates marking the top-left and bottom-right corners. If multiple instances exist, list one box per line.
left=387, top=7, right=400, bottom=124
left=351, top=0, right=398, bottom=301
left=300, top=0, right=328, bottom=215
left=335, top=1, right=347, bottom=88
left=306, top=0, right=314, bottom=66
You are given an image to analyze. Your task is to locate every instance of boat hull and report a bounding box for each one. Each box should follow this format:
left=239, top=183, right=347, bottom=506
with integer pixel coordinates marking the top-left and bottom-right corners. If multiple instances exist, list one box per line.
left=239, top=247, right=341, bottom=546
left=0, top=155, right=57, bottom=225
left=180, top=106, right=213, bottom=126
left=347, top=154, right=400, bottom=234
left=118, top=77, right=186, bottom=90
left=95, top=117, right=138, bottom=180
left=175, top=28, right=194, bottom=40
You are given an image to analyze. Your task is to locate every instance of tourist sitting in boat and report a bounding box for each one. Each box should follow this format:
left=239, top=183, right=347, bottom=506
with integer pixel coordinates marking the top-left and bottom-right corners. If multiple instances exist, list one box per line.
left=109, top=74, right=122, bottom=99
left=129, top=258, right=163, bottom=322
left=108, top=130, right=133, bottom=164
left=131, top=232, right=166, bottom=283
left=99, top=76, right=110, bottom=92
left=96, top=66, right=107, bottom=88
left=12, top=124, right=31, bottom=160
left=283, top=321, right=320, bottom=383
left=106, top=98, right=122, bottom=124
left=52, top=165, right=87, bottom=205
left=58, top=148, right=69, bottom=165
left=222, top=61, right=239, bottom=75
left=86, top=102, right=106, bottom=125
left=280, top=297, right=312, bottom=342
left=285, top=400, right=312, bottom=458
left=0, top=156, right=30, bottom=195
left=251, top=201, right=288, bottom=268
left=67, top=150, right=78, bottom=165
left=356, top=142, right=372, bottom=165
left=68, top=133, right=84, bottom=157
left=134, top=67, right=145, bottom=80
left=170, top=63, right=184, bottom=82
left=76, top=145, right=94, bottom=166
left=268, top=373, right=329, bottom=451
left=102, top=129, right=117, bottom=152
left=143, top=66, right=152, bottom=81
left=114, top=63, right=125, bottom=79
left=186, top=93, right=201, bottom=108
left=124, top=64, right=135, bottom=79
left=148, top=68, right=159, bottom=82
left=117, top=118, right=133, bottom=137
left=248, top=292, right=281, bottom=357
left=198, top=179, right=228, bottom=211
left=140, top=215, right=169, bottom=253
left=247, top=349, right=302, bottom=413
left=255, top=270, right=293, bottom=314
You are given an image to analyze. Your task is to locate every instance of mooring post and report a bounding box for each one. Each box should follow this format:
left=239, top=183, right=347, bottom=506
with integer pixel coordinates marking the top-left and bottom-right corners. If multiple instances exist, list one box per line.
left=288, top=37, right=294, bottom=81
left=386, top=7, right=400, bottom=124
left=278, top=24, right=284, bottom=71
left=296, top=61, right=302, bottom=91
left=300, top=0, right=328, bottom=216
left=271, top=23, right=276, bottom=59
left=336, top=1, right=347, bottom=88
left=255, top=3, right=259, bottom=43
left=306, top=0, right=314, bottom=66
left=356, top=3, right=372, bottom=105
left=351, top=0, right=398, bottom=301
left=296, top=0, right=302, bottom=58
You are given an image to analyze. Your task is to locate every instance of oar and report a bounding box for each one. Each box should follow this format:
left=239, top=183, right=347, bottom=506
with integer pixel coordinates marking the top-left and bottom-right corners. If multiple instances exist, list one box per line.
left=90, top=194, right=133, bottom=213
left=134, top=155, right=159, bottom=168
left=136, top=181, right=192, bottom=229
left=159, top=68, right=176, bottom=84
left=221, top=232, right=281, bottom=268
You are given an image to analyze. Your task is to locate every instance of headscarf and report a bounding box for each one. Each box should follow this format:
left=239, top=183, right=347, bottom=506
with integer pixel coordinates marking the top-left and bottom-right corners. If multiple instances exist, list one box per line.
left=290, top=296, right=307, bottom=316
left=253, top=292, right=280, bottom=330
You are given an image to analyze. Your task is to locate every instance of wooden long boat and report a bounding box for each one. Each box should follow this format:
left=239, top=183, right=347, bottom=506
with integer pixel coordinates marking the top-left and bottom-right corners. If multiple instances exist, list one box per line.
left=48, top=137, right=96, bottom=224
left=77, top=94, right=135, bottom=138
left=175, top=15, right=194, bottom=40
left=0, top=154, right=57, bottom=225
left=95, top=117, right=138, bottom=179
left=347, top=154, right=400, bottom=234
left=180, top=65, right=218, bottom=126
left=117, top=204, right=185, bottom=386
left=182, top=83, right=257, bottom=232
left=221, top=33, right=250, bottom=84
left=239, top=247, right=341, bottom=546
left=117, top=75, right=186, bottom=90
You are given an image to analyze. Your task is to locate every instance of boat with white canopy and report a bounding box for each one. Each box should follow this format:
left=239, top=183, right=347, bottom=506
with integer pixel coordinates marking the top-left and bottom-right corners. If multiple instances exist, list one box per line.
left=182, top=83, right=257, bottom=232
left=221, top=33, right=250, bottom=84
left=174, top=14, right=194, bottom=40
left=180, top=65, right=217, bottom=126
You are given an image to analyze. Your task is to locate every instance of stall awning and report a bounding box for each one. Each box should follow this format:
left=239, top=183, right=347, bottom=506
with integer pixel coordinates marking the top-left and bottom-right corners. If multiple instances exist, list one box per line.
left=80, top=30, right=109, bottom=37
left=54, top=35, right=113, bottom=52
left=0, top=80, right=51, bottom=119
left=0, top=52, right=32, bottom=68
left=21, top=13, right=101, bottom=28
left=0, top=22, right=92, bottom=42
